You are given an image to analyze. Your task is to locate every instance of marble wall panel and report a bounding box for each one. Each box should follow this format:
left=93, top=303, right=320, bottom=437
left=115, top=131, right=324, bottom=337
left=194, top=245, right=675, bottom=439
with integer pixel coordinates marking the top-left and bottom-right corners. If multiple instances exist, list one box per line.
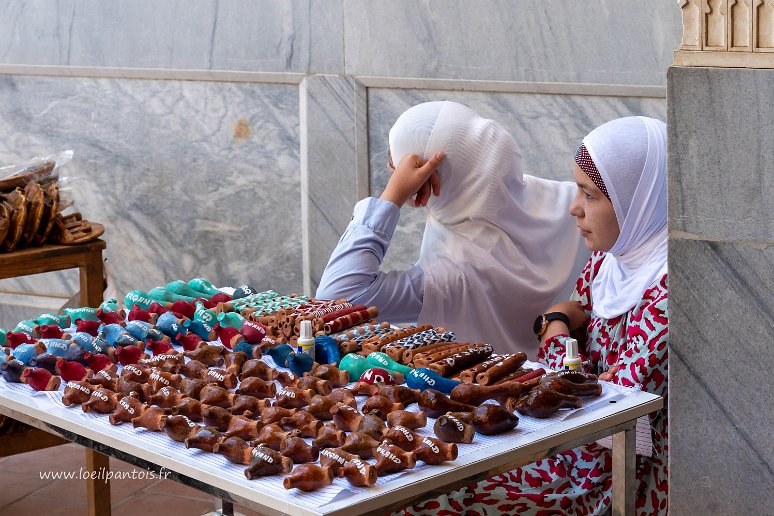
left=0, top=75, right=302, bottom=309
left=366, top=89, right=667, bottom=272
left=344, top=0, right=681, bottom=85
left=669, top=237, right=773, bottom=514
left=668, top=66, right=774, bottom=243
left=0, top=0, right=344, bottom=73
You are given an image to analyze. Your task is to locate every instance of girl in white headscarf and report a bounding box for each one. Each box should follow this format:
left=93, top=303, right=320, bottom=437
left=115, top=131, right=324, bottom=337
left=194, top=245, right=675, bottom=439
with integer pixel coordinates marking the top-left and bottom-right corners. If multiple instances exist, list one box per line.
left=317, top=101, right=589, bottom=355
left=401, top=116, right=670, bottom=515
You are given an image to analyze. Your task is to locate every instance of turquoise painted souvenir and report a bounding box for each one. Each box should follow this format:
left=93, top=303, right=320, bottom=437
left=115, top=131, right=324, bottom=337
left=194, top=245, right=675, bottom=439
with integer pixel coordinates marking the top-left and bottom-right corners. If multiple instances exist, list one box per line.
left=89, top=336, right=111, bottom=354
left=13, top=343, right=44, bottom=365
left=165, top=280, right=202, bottom=299
left=36, top=313, right=70, bottom=329
left=99, top=298, right=119, bottom=313
left=188, top=278, right=220, bottom=297
left=124, top=290, right=155, bottom=310
left=13, top=319, right=38, bottom=336
left=156, top=312, right=187, bottom=339
left=0, top=328, right=7, bottom=347
left=193, top=302, right=217, bottom=326
left=338, top=353, right=372, bottom=380
left=287, top=349, right=315, bottom=376
left=70, top=332, right=94, bottom=351
left=216, top=311, right=245, bottom=329
left=367, top=352, right=412, bottom=376
left=232, top=339, right=257, bottom=357
left=184, top=319, right=214, bottom=341
left=148, top=287, right=197, bottom=304
left=265, top=344, right=294, bottom=368
left=64, top=307, right=99, bottom=323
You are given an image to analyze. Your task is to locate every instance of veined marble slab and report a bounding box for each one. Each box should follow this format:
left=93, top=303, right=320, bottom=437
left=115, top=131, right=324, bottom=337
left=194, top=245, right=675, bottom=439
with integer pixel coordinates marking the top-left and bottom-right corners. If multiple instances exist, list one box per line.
left=366, top=89, right=667, bottom=273
left=0, top=74, right=303, bottom=308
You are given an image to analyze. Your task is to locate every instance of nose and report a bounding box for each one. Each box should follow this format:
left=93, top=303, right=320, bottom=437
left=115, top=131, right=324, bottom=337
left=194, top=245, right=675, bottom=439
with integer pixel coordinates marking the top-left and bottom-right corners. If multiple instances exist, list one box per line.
left=569, top=192, right=583, bottom=218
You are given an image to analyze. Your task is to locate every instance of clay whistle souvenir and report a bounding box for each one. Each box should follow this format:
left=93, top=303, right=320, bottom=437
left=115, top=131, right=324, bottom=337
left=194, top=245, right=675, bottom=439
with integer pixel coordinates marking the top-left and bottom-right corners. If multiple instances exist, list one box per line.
left=62, top=380, right=95, bottom=406
left=419, top=389, right=475, bottom=419
left=287, top=349, right=315, bottom=376
left=55, top=358, right=90, bottom=382
left=407, top=368, right=461, bottom=394
left=434, top=413, right=475, bottom=443
left=283, top=464, right=334, bottom=491
left=184, top=426, right=222, bottom=452
left=75, top=319, right=101, bottom=337
left=28, top=353, right=59, bottom=374
left=384, top=425, right=420, bottom=452
left=213, top=436, right=254, bottom=464
left=275, top=387, right=314, bottom=409
left=314, top=424, right=346, bottom=449
left=109, top=396, right=146, bottom=425
left=378, top=385, right=420, bottom=406
left=362, top=395, right=404, bottom=420
left=340, top=431, right=380, bottom=459
left=310, top=363, right=350, bottom=387
left=84, top=352, right=113, bottom=373
left=415, top=436, right=458, bottom=465
left=184, top=344, right=225, bottom=367
left=132, top=406, right=168, bottom=431
left=265, top=344, right=293, bottom=368
left=163, top=414, right=200, bottom=442
left=244, top=445, right=293, bottom=479
left=343, top=458, right=378, bottom=487
left=281, top=436, right=319, bottom=464
left=170, top=397, right=203, bottom=421
left=374, top=443, right=416, bottom=475
left=37, top=325, right=64, bottom=339
left=21, top=367, right=61, bottom=391
left=471, top=404, right=519, bottom=435
left=81, top=387, right=118, bottom=413
left=386, top=410, right=427, bottom=430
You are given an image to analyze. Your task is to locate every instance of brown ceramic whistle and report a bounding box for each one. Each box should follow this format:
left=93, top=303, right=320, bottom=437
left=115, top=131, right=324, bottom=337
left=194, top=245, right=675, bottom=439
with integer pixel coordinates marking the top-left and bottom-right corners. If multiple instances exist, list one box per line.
left=340, top=432, right=380, bottom=459
left=281, top=436, right=319, bottom=464
left=434, top=413, right=475, bottom=443
left=515, top=388, right=582, bottom=419
left=115, top=377, right=148, bottom=402
left=214, top=436, right=254, bottom=464
left=314, top=424, right=346, bottom=449
left=283, top=464, right=335, bottom=491
left=62, top=380, right=96, bottom=406
left=386, top=410, right=427, bottom=430
left=306, top=394, right=338, bottom=421
left=140, top=352, right=184, bottom=373
left=539, top=376, right=602, bottom=397
left=163, top=415, right=200, bottom=442
left=170, top=397, right=203, bottom=421
left=415, top=436, right=458, bottom=464
left=202, top=368, right=238, bottom=389
left=180, top=359, right=209, bottom=379
left=375, top=443, right=416, bottom=476
left=473, top=403, right=519, bottom=435
left=554, top=370, right=598, bottom=384
left=275, top=370, right=300, bottom=387
left=121, top=363, right=151, bottom=384
left=310, top=363, right=349, bottom=387
left=244, top=446, right=293, bottom=479
left=184, top=344, right=226, bottom=367
left=327, top=388, right=357, bottom=407
left=229, top=395, right=270, bottom=417
left=147, top=386, right=186, bottom=408
left=239, top=359, right=277, bottom=381
left=362, top=395, right=404, bottom=419
left=224, top=416, right=263, bottom=440
left=450, top=380, right=530, bottom=406
left=378, top=384, right=420, bottom=406
left=358, top=413, right=388, bottom=440
left=88, top=367, right=119, bottom=391
left=82, top=388, right=118, bottom=414
left=235, top=377, right=276, bottom=399
left=330, top=403, right=362, bottom=432
left=343, top=457, right=378, bottom=487
left=199, top=385, right=236, bottom=408
left=132, top=406, right=168, bottom=431
left=251, top=423, right=299, bottom=451
left=224, top=351, right=248, bottom=376
left=419, top=389, right=476, bottom=419
left=109, top=396, right=146, bottom=425
left=179, top=377, right=208, bottom=399
left=350, top=381, right=379, bottom=397
left=184, top=426, right=222, bottom=452
left=202, top=405, right=235, bottom=431
left=298, top=375, right=333, bottom=396
left=319, top=447, right=357, bottom=475
left=275, top=387, right=314, bottom=409
left=280, top=410, right=322, bottom=438
left=261, top=406, right=296, bottom=425
left=384, top=425, right=420, bottom=452
left=147, top=369, right=182, bottom=391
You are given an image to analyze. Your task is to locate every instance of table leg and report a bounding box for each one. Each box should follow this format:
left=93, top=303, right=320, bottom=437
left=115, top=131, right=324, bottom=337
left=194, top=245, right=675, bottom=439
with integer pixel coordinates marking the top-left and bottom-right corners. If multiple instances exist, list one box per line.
left=216, top=499, right=234, bottom=516
left=79, top=249, right=105, bottom=308
left=611, top=424, right=636, bottom=516
left=86, top=449, right=111, bottom=516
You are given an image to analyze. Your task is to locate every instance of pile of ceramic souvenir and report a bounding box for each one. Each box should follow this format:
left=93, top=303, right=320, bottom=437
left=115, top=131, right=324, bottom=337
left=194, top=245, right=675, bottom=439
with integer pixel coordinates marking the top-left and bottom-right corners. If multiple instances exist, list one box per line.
left=0, top=278, right=603, bottom=492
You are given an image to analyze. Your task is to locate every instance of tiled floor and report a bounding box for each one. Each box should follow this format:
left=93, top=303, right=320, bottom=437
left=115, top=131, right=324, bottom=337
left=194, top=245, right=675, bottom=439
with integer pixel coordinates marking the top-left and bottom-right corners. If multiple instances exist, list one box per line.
left=0, top=442, right=263, bottom=515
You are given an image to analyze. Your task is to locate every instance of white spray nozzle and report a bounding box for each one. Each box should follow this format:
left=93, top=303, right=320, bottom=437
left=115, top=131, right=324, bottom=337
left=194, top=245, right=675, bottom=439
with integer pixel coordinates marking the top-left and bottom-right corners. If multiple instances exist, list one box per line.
left=565, top=338, right=579, bottom=359
left=300, top=320, right=313, bottom=341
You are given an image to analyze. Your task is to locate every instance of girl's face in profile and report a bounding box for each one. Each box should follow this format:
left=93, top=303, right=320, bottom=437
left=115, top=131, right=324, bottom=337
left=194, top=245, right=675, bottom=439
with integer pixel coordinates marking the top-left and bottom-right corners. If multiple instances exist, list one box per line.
left=569, top=164, right=620, bottom=252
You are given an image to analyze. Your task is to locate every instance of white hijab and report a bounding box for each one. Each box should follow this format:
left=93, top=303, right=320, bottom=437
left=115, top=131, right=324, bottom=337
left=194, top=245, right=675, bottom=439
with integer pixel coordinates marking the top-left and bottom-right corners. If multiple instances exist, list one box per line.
left=389, top=101, right=589, bottom=355
left=583, top=116, right=668, bottom=319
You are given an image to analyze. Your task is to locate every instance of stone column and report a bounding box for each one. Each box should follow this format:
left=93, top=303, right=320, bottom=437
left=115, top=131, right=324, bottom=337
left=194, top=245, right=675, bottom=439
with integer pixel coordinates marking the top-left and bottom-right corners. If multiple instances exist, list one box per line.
left=669, top=2, right=774, bottom=513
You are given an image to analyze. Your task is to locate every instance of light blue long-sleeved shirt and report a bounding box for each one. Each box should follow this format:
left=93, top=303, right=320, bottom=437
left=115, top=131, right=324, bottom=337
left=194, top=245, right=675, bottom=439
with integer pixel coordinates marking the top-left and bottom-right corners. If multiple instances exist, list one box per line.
left=316, top=197, right=423, bottom=323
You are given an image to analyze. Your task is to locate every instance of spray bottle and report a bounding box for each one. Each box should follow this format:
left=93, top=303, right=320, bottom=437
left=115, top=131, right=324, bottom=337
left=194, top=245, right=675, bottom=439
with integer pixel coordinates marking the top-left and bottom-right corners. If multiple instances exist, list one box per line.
left=563, top=338, right=582, bottom=371
left=298, top=319, right=316, bottom=360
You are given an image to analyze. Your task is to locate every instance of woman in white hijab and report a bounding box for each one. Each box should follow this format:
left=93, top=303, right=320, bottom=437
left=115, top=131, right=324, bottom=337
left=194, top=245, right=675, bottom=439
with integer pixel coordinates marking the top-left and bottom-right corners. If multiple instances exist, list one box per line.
left=400, top=116, right=670, bottom=515
left=316, top=101, right=589, bottom=355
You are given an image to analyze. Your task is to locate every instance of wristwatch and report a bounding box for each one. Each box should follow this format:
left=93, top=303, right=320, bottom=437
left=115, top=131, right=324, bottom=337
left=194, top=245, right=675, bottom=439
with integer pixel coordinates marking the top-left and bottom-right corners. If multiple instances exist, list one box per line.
left=533, top=312, right=571, bottom=339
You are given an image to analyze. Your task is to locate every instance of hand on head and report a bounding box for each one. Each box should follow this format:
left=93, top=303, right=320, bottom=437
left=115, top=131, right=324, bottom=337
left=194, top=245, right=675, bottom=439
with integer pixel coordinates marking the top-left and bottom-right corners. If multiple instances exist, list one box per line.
left=381, top=152, right=444, bottom=208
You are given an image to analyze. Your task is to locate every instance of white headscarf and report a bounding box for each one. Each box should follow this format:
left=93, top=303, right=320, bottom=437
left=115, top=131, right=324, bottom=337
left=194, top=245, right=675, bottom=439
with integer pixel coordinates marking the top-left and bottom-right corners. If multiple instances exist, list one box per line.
left=583, top=116, right=668, bottom=319
left=389, top=101, right=589, bottom=355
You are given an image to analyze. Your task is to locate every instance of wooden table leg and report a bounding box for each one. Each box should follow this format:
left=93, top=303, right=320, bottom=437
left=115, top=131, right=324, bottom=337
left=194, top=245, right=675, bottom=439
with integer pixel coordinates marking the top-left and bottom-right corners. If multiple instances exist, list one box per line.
left=81, top=250, right=110, bottom=514
left=612, top=424, right=636, bottom=516
left=86, top=449, right=111, bottom=516
left=216, top=499, right=234, bottom=516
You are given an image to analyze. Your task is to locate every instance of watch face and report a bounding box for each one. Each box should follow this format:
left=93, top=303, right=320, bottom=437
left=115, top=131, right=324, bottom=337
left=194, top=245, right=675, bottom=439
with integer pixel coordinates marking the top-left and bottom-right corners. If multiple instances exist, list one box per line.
left=533, top=315, right=544, bottom=335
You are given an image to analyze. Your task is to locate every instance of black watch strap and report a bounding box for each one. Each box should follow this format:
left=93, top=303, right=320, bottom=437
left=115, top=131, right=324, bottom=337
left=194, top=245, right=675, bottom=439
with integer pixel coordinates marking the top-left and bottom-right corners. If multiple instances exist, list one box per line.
left=533, top=312, right=571, bottom=338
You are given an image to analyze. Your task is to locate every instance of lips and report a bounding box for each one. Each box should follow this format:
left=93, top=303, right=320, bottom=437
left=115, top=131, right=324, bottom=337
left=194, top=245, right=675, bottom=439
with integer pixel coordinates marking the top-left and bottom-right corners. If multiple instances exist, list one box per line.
left=578, top=227, right=590, bottom=236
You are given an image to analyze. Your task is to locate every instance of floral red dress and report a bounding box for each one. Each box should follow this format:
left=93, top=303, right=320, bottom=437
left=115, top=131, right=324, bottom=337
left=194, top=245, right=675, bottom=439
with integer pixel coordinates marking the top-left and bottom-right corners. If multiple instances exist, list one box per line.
left=398, top=252, right=669, bottom=515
